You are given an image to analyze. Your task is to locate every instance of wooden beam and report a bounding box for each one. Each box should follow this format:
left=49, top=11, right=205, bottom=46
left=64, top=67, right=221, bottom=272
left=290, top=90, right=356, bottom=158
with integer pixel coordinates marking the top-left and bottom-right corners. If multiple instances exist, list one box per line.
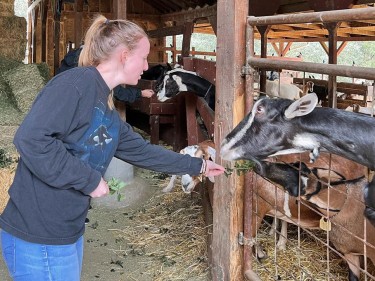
left=161, top=4, right=217, bottom=24
left=248, top=7, right=375, bottom=26
left=113, top=0, right=126, bottom=19
left=74, top=0, right=84, bottom=46
left=41, top=0, right=48, bottom=62
left=53, top=0, right=62, bottom=75
left=208, top=14, right=217, bottom=35
left=213, top=0, right=248, bottom=280
left=325, top=22, right=339, bottom=108
left=259, top=26, right=270, bottom=93
left=271, top=42, right=281, bottom=56
left=32, top=7, right=39, bottom=63
left=181, top=22, right=194, bottom=60
left=281, top=41, right=293, bottom=56
left=264, top=35, right=375, bottom=42
left=147, top=25, right=185, bottom=38
left=337, top=41, right=348, bottom=55
left=319, top=41, right=329, bottom=55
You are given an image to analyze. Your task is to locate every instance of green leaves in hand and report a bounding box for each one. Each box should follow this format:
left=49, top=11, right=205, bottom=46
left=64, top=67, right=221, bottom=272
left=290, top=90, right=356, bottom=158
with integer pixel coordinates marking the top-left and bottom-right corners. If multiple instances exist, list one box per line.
left=107, top=177, right=127, bottom=201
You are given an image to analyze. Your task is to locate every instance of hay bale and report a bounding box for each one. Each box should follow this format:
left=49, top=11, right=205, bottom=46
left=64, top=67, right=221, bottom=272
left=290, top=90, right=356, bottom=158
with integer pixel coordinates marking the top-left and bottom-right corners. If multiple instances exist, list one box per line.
left=0, top=16, right=26, bottom=61
left=0, top=2, right=14, bottom=17
left=0, top=56, right=22, bottom=72
left=3, top=62, right=50, bottom=113
left=0, top=75, right=23, bottom=125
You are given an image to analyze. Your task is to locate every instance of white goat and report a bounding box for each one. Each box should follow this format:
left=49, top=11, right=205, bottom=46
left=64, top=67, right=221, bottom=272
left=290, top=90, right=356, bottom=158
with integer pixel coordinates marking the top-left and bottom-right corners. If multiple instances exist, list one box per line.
left=265, top=80, right=304, bottom=100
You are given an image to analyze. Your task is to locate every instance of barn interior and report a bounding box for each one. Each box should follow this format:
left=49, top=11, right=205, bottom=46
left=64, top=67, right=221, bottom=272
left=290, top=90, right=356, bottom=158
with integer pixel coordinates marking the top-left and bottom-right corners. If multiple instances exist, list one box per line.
left=1, top=0, right=375, bottom=280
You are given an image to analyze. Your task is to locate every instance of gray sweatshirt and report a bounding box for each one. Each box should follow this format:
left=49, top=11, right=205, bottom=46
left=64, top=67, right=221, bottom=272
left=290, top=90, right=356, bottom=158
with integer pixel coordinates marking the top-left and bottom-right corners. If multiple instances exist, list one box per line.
left=0, top=66, right=202, bottom=245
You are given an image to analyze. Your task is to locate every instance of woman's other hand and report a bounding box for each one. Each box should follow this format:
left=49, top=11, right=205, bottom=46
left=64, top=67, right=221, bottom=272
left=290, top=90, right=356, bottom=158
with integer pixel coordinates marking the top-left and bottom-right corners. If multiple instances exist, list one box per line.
left=141, top=89, right=154, bottom=98
left=90, top=177, right=109, bottom=198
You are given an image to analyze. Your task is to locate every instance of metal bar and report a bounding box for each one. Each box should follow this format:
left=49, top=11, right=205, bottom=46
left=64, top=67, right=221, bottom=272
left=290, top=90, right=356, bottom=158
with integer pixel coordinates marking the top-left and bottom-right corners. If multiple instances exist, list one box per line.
left=247, top=7, right=375, bottom=26
left=248, top=57, right=375, bottom=80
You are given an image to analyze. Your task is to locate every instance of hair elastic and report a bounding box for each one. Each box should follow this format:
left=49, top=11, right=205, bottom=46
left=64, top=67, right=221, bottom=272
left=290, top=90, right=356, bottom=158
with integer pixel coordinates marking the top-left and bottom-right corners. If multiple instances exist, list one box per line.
left=105, top=19, right=110, bottom=25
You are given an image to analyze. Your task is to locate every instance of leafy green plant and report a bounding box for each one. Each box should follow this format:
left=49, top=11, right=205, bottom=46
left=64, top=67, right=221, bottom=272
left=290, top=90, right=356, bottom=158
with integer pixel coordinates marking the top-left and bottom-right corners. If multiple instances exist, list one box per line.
left=224, top=160, right=255, bottom=177
left=107, top=177, right=126, bottom=202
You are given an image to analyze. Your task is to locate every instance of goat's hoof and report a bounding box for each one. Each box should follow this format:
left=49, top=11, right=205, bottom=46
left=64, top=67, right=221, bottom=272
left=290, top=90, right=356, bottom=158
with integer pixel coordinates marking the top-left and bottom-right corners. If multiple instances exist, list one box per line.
left=253, top=244, right=268, bottom=261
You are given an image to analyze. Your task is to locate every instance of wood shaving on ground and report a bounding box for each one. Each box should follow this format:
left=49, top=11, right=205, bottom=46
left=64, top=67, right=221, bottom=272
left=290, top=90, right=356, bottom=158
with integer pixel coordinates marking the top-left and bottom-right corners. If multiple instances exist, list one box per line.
left=108, top=174, right=211, bottom=281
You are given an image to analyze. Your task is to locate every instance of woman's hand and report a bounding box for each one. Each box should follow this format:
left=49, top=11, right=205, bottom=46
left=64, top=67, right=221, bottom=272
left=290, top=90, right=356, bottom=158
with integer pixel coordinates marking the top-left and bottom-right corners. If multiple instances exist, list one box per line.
left=141, top=89, right=154, bottom=98
left=203, top=160, right=225, bottom=177
left=90, top=177, right=109, bottom=198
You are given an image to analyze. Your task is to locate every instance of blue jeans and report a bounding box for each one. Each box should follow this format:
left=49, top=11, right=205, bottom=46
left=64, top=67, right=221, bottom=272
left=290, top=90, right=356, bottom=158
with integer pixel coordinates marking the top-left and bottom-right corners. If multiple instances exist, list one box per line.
left=1, top=230, right=83, bottom=281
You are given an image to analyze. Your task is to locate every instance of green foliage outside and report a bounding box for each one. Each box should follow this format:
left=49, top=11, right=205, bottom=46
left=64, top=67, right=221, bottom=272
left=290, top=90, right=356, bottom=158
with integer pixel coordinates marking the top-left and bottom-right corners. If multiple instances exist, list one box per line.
left=168, top=33, right=375, bottom=82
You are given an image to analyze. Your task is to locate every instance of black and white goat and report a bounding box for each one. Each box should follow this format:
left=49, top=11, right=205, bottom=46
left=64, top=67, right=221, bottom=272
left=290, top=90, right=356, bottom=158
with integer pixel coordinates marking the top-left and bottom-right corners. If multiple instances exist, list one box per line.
left=156, top=68, right=215, bottom=110
left=220, top=93, right=375, bottom=226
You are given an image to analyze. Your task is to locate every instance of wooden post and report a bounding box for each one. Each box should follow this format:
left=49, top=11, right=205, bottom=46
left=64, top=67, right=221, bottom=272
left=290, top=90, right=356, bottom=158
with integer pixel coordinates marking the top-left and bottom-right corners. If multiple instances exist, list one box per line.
left=258, top=26, right=270, bottom=94
left=32, top=7, right=39, bottom=63
left=213, top=0, right=248, bottom=280
left=74, top=0, right=84, bottom=47
left=325, top=22, right=339, bottom=108
left=113, top=0, right=127, bottom=19
left=41, top=0, right=48, bottom=62
left=181, top=22, right=194, bottom=63
left=53, top=0, right=62, bottom=75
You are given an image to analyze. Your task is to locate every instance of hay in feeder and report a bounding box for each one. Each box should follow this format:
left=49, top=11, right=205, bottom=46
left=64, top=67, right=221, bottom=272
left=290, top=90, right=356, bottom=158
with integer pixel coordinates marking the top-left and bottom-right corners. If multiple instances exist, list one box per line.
left=3, top=62, right=49, bottom=113
left=252, top=221, right=366, bottom=280
left=108, top=174, right=210, bottom=281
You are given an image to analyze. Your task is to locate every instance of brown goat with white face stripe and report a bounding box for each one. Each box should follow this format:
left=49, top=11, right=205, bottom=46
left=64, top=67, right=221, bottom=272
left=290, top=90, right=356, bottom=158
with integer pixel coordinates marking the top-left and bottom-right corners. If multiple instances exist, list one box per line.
left=163, top=140, right=215, bottom=194
left=263, top=153, right=373, bottom=281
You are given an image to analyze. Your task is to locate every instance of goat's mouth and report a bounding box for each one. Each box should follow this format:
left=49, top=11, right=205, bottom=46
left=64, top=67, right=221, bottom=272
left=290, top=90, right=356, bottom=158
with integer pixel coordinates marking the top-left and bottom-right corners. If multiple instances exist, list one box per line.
left=220, top=144, right=243, bottom=161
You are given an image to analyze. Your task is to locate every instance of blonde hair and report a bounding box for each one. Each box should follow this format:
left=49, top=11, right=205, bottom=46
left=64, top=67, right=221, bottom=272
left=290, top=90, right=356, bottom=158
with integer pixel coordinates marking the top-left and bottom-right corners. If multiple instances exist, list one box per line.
left=78, top=15, right=148, bottom=109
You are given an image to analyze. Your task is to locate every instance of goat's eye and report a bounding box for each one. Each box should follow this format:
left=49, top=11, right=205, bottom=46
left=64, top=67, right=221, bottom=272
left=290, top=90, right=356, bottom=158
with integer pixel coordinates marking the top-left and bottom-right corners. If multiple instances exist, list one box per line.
left=256, top=105, right=264, bottom=114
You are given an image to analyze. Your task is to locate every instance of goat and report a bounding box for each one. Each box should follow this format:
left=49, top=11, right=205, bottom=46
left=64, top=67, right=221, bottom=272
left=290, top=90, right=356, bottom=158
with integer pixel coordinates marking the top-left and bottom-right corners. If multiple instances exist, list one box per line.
left=299, top=168, right=374, bottom=281
left=296, top=81, right=314, bottom=97
left=251, top=172, right=321, bottom=252
left=346, top=104, right=375, bottom=116
left=220, top=93, right=375, bottom=226
left=259, top=154, right=373, bottom=281
left=155, top=68, right=215, bottom=110
left=265, top=80, right=305, bottom=100
left=164, top=142, right=320, bottom=254
left=163, top=140, right=215, bottom=193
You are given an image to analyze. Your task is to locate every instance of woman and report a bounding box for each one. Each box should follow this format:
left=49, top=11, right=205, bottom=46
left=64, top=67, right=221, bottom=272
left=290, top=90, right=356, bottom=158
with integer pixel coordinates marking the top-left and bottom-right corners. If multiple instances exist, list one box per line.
left=57, top=45, right=155, bottom=102
left=0, top=15, right=224, bottom=281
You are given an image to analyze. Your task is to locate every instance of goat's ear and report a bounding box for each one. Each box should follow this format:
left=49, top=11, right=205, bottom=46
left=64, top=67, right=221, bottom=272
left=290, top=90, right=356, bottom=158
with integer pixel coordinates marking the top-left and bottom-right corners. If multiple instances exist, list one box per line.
left=284, top=93, right=318, bottom=119
left=207, top=147, right=216, bottom=160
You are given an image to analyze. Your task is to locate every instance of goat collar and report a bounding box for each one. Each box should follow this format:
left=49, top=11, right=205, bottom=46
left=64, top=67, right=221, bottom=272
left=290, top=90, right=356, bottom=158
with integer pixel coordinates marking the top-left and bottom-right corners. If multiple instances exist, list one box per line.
left=315, top=175, right=365, bottom=220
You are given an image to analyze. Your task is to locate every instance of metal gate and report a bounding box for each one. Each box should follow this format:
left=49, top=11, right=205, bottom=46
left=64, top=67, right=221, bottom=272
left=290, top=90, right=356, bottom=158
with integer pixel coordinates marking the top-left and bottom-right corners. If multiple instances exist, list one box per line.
left=243, top=6, right=375, bottom=281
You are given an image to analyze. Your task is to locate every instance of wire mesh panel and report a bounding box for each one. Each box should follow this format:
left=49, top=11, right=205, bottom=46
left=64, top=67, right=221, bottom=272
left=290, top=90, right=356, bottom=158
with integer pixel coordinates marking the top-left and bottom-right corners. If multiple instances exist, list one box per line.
left=249, top=150, right=375, bottom=280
